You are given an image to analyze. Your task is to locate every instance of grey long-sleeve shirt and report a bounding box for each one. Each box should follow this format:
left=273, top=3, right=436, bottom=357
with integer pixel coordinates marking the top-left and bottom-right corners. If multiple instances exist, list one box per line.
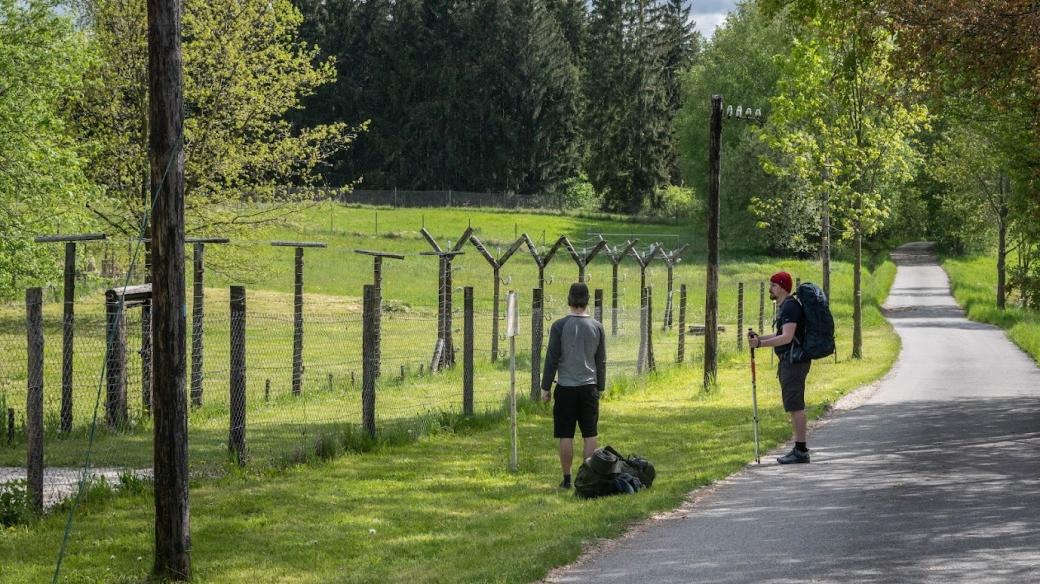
left=541, top=313, right=607, bottom=393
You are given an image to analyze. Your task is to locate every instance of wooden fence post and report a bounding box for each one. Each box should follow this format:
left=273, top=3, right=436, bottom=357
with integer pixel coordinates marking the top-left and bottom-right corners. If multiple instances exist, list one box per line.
left=492, top=266, right=501, bottom=362
left=362, top=285, right=377, bottom=438
left=6, top=408, right=13, bottom=445
left=530, top=288, right=543, bottom=401
left=664, top=263, right=674, bottom=330
left=191, top=242, right=205, bottom=407
left=638, top=287, right=647, bottom=374
left=61, top=243, right=75, bottom=433
left=594, top=289, right=603, bottom=323
left=759, top=281, right=765, bottom=334
left=678, top=284, right=687, bottom=364
left=34, top=233, right=108, bottom=433
left=647, top=286, right=655, bottom=371
left=141, top=297, right=152, bottom=416
left=293, top=247, right=304, bottom=396
left=229, top=286, right=246, bottom=464
left=737, top=282, right=745, bottom=351
left=464, top=287, right=474, bottom=416
left=611, top=263, right=619, bottom=336
left=105, top=291, right=127, bottom=428
left=26, top=287, right=44, bottom=514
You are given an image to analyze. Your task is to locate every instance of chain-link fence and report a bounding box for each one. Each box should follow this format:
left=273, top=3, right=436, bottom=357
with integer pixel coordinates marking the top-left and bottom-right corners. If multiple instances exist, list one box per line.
left=0, top=238, right=774, bottom=507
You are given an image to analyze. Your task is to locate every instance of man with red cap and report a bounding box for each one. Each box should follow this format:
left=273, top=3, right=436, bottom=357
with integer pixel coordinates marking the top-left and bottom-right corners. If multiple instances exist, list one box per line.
left=747, top=271, right=812, bottom=464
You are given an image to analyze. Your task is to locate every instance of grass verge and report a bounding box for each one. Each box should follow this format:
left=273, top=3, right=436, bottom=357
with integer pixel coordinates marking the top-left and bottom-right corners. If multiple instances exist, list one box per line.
left=943, top=255, right=1040, bottom=363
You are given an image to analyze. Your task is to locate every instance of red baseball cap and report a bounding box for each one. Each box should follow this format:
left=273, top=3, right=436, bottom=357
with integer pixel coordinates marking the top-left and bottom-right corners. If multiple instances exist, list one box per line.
left=770, top=271, right=793, bottom=293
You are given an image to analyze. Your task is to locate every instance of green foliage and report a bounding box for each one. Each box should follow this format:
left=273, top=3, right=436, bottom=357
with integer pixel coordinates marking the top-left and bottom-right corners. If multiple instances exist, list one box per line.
left=643, top=184, right=701, bottom=221
left=758, top=23, right=928, bottom=244
left=73, top=0, right=356, bottom=238
left=585, top=0, right=696, bottom=213
left=677, top=2, right=792, bottom=250
left=0, top=479, right=33, bottom=527
left=0, top=0, right=97, bottom=296
left=559, top=173, right=601, bottom=209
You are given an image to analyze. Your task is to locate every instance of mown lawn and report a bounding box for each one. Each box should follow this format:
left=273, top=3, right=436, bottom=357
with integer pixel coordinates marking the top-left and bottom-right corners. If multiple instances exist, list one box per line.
left=0, top=207, right=899, bottom=582
left=943, top=255, right=1040, bottom=363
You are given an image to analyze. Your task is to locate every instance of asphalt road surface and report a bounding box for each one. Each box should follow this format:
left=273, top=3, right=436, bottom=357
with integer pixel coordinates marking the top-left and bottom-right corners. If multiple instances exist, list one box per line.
left=550, top=242, right=1040, bottom=584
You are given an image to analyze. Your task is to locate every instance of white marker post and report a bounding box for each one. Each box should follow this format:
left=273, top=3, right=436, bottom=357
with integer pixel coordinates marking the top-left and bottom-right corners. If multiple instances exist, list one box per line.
left=506, top=290, right=519, bottom=472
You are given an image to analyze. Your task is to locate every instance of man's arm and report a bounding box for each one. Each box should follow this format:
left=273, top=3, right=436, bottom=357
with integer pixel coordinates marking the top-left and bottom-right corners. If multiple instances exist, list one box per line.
left=541, top=321, right=562, bottom=394
left=595, top=326, right=606, bottom=394
left=750, top=323, right=796, bottom=348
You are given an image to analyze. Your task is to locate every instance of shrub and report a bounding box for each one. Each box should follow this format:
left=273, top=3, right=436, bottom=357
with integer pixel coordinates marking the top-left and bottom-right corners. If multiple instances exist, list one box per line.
left=0, top=479, right=33, bottom=526
left=644, top=185, right=701, bottom=221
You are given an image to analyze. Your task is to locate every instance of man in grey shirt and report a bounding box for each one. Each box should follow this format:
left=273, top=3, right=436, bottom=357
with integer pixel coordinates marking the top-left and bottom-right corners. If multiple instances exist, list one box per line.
left=541, top=282, right=607, bottom=489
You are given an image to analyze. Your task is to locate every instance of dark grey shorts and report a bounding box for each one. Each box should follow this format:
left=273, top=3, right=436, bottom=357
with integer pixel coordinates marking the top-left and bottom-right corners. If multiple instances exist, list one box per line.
left=778, top=358, right=811, bottom=412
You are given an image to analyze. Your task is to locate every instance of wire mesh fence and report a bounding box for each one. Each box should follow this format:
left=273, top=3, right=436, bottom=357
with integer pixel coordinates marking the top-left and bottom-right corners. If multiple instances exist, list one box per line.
left=0, top=236, right=781, bottom=505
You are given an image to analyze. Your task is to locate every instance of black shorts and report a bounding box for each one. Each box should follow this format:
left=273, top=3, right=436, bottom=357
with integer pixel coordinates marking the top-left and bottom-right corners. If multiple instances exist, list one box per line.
left=553, top=384, right=599, bottom=439
left=778, top=358, right=811, bottom=412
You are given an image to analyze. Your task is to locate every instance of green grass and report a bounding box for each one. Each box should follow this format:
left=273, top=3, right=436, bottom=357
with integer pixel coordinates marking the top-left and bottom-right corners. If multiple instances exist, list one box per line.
left=943, top=255, right=1040, bottom=363
left=0, top=321, right=899, bottom=583
left=0, top=206, right=901, bottom=582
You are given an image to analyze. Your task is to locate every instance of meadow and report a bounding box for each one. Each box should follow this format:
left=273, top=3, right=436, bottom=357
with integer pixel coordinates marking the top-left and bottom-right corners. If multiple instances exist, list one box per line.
left=0, top=204, right=900, bottom=583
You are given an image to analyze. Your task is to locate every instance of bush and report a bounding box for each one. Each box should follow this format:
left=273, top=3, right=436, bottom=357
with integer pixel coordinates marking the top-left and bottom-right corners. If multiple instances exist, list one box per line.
left=558, top=174, right=601, bottom=210
left=0, top=480, right=33, bottom=526
left=644, top=185, right=701, bottom=221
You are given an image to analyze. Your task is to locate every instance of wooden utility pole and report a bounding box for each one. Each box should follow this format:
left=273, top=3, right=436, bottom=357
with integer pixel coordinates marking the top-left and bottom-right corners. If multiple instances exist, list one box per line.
left=705, top=95, right=722, bottom=390
left=148, top=0, right=191, bottom=573
left=34, top=233, right=107, bottom=433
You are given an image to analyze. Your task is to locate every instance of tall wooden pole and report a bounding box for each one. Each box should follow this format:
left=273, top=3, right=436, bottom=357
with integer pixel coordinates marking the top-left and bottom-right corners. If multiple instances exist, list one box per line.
left=704, top=95, right=722, bottom=389
left=61, top=243, right=75, bottom=433
left=148, top=0, right=191, bottom=574
left=190, top=242, right=204, bottom=406
left=293, top=247, right=304, bottom=395
left=26, top=288, right=44, bottom=514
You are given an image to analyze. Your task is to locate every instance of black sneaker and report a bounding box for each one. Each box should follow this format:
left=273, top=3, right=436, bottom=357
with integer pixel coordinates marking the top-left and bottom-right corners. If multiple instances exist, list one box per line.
left=777, top=448, right=810, bottom=465
left=559, top=477, right=572, bottom=489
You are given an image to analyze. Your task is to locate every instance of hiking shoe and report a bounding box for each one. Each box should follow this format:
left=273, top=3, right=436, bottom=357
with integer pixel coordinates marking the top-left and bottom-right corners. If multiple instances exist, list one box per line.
left=776, top=448, right=810, bottom=465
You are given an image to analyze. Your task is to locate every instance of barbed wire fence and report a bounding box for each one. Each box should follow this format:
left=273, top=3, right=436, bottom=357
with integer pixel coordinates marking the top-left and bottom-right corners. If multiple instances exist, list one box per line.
left=0, top=232, right=779, bottom=507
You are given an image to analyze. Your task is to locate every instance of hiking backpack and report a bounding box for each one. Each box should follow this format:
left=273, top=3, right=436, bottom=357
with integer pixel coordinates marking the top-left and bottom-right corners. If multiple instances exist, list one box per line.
left=574, top=446, right=656, bottom=499
left=793, top=282, right=835, bottom=360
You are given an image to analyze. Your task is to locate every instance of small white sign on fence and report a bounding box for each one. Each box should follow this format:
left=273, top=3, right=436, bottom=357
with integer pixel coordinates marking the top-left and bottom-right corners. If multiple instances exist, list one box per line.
left=506, top=291, right=519, bottom=338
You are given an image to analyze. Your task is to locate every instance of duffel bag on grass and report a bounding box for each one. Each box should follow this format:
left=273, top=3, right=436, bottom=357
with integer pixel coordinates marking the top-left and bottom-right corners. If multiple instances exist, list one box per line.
left=574, top=446, right=656, bottom=499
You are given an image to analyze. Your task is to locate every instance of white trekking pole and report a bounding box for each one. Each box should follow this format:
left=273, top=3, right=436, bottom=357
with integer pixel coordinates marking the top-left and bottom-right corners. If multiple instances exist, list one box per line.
left=749, top=328, right=761, bottom=464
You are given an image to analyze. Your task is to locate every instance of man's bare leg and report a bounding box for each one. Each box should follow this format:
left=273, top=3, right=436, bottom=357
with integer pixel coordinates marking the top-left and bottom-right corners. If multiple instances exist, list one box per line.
left=583, top=436, right=598, bottom=459
left=559, top=438, right=574, bottom=475
left=791, top=410, right=807, bottom=442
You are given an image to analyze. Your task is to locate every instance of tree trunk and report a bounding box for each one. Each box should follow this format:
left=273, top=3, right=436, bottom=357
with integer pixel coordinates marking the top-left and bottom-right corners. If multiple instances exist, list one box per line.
left=996, top=176, right=1009, bottom=310
left=852, top=223, right=863, bottom=360
left=821, top=188, right=831, bottom=300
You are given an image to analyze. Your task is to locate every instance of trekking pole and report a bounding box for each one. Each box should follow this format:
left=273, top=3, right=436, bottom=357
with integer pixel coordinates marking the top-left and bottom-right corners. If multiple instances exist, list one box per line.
left=749, top=329, right=761, bottom=464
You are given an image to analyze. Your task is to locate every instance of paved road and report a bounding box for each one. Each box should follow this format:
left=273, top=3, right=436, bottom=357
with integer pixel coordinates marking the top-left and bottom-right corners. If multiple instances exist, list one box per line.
left=550, top=242, right=1040, bottom=584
